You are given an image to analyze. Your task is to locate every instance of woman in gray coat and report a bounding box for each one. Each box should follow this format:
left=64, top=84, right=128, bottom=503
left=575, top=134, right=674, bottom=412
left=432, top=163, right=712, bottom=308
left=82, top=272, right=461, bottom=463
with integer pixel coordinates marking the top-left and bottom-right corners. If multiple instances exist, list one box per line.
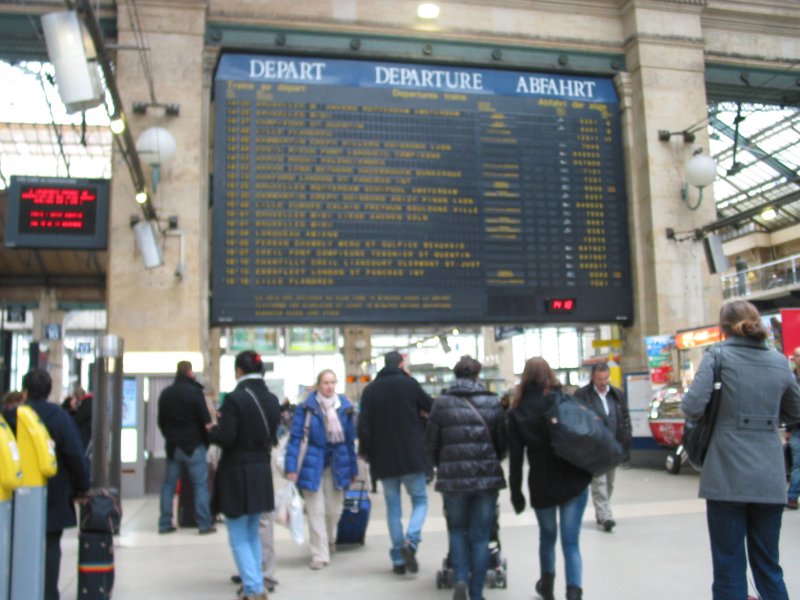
left=681, top=300, right=800, bottom=600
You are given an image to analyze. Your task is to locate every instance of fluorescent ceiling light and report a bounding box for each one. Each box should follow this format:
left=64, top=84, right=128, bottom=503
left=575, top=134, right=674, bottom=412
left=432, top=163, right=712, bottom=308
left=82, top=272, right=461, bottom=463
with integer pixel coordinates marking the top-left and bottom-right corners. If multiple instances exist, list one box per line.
left=418, top=3, right=440, bottom=19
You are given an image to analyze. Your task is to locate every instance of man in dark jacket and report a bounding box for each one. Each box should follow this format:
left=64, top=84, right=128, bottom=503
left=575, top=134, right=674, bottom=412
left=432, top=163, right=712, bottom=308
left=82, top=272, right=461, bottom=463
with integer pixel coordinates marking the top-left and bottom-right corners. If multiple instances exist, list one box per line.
left=574, top=363, right=631, bottom=532
left=157, top=360, right=215, bottom=534
left=358, top=350, right=432, bottom=575
left=16, top=368, right=90, bottom=600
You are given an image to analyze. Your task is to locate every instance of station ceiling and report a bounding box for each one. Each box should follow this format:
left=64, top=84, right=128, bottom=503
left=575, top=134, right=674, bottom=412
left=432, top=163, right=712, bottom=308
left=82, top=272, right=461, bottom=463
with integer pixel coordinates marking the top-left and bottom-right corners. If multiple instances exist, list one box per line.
left=0, top=11, right=798, bottom=300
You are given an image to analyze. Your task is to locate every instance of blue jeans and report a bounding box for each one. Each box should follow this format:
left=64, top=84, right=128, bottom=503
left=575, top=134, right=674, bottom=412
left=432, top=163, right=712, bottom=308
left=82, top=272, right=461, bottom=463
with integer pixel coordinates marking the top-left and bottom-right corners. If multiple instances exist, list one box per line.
left=706, top=500, right=788, bottom=600
left=534, top=487, right=588, bottom=588
left=443, top=490, right=498, bottom=600
left=382, top=472, right=428, bottom=565
left=787, top=428, right=800, bottom=501
left=158, top=445, right=212, bottom=531
left=227, top=513, right=264, bottom=595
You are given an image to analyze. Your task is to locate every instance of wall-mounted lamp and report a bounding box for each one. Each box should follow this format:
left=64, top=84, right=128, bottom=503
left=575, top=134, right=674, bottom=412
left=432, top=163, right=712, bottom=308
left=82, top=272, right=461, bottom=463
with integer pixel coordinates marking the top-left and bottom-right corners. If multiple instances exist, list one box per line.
left=682, top=150, right=718, bottom=211
left=135, top=127, right=176, bottom=194
left=418, top=3, right=440, bottom=19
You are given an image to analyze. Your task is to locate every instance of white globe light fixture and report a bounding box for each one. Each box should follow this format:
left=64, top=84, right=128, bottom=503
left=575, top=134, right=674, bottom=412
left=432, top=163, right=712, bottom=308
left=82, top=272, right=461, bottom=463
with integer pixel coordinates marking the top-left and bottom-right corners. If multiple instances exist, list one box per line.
left=682, top=151, right=717, bottom=211
left=135, top=127, right=177, bottom=194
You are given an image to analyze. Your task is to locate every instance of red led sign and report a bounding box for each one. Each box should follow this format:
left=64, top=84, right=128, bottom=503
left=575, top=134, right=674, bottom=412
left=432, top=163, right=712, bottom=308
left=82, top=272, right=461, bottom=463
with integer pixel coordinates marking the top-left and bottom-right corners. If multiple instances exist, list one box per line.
left=19, top=187, right=97, bottom=234
left=546, top=297, right=576, bottom=313
left=5, top=176, right=109, bottom=249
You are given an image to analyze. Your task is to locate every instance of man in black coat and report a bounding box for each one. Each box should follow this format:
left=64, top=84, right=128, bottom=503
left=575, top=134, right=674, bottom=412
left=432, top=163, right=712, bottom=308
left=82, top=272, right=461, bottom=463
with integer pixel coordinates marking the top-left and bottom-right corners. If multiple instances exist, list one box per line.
left=14, top=368, right=90, bottom=600
left=357, top=351, right=432, bottom=575
left=157, top=360, right=215, bottom=534
left=574, top=363, right=631, bottom=533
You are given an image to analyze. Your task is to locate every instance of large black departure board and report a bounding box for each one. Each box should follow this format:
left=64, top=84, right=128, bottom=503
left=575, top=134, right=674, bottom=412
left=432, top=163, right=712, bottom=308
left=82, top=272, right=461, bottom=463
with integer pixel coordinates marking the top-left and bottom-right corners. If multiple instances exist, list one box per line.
left=212, top=54, right=632, bottom=325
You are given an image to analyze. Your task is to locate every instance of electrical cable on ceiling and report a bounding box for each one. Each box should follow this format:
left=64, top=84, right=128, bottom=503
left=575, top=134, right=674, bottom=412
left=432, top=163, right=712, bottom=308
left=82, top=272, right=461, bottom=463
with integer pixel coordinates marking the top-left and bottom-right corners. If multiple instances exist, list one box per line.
left=36, top=68, right=71, bottom=177
left=125, top=0, right=157, bottom=104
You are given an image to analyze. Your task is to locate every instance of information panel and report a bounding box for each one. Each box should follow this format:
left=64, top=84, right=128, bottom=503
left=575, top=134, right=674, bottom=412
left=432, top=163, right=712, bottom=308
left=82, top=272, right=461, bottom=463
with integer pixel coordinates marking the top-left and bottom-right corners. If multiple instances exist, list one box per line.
left=212, top=54, right=632, bottom=325
left=5, top=175, right=109, bottom=250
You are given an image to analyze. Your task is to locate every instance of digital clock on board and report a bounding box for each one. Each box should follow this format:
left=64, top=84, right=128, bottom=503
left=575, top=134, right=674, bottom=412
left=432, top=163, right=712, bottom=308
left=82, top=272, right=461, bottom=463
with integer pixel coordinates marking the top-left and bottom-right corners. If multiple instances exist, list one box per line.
left=5, top=176, right=109, bottom=249
left=545, top=297, right=577, bottom=313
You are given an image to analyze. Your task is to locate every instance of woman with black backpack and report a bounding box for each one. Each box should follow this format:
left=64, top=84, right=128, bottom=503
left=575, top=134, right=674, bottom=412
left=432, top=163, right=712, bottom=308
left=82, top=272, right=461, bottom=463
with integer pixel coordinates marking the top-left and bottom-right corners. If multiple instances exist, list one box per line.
left=508, top=357, right=591, bottom=600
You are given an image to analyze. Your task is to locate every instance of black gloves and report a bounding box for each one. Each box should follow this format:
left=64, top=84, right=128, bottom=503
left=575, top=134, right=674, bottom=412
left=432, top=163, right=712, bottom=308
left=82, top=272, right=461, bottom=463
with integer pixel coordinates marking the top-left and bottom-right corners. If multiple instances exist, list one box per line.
left=511, top=490, right=526, bottom=514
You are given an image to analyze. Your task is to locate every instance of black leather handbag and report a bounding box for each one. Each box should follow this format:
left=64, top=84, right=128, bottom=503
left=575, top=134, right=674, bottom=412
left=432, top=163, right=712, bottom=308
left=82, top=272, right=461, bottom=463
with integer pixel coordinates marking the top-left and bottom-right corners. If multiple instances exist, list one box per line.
left=683, top=346, right=723, bottom=470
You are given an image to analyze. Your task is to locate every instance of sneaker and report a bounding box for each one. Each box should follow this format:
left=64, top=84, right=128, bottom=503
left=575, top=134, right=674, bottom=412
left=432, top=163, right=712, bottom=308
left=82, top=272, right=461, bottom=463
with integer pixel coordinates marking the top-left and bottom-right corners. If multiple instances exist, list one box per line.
left=400, top=542, right=418, bottom=573
left=602, top=519, right=615, bottom=532
left=787, top=499, right=799, bottom=510
left=159, top=526, right=177, bottom=534
left=453, top=581, right=468, bottom=600
left=230, top=575, right=242, bottom=584
left=392, top=564, right=407, bottom=575
left=309, top=560, right=327, bottom=570
left=199, top=526, right=217, bottom=535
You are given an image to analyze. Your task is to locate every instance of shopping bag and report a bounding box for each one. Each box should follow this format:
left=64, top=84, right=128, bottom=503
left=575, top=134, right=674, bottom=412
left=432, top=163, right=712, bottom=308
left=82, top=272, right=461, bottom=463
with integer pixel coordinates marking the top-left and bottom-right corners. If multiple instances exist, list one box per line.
left=275, top=483, right=305, bottom=544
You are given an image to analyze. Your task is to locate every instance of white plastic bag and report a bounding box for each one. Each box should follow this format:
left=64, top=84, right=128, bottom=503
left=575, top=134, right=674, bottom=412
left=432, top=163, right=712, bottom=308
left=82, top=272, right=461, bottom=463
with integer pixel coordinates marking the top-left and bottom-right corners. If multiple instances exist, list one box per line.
left=275, top=483, right=305, bottom=545
left=272, top=435, right=289, bottom=476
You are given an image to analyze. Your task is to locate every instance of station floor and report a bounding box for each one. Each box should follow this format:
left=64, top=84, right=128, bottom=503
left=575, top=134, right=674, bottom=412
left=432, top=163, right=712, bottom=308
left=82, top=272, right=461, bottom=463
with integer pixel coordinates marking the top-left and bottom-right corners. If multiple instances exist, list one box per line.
left=56, top=459, right=800, bottom=600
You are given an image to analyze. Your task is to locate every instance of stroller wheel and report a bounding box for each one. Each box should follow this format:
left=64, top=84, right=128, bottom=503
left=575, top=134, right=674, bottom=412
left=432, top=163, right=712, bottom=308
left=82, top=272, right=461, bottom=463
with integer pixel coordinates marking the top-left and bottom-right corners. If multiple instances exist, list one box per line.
left=486, top=570, right=496, bottom=588
left=666, top=450, right=681, bottom=475
left=436, top=570, right=445, bottom=589
left=495, top=570, right=507, bottom=589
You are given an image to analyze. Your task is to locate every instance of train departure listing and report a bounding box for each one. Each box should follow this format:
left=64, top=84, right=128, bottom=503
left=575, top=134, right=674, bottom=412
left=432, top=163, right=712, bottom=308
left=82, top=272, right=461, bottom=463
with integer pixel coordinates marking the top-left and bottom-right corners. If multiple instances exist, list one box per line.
left=212, top=54, right=632, bottom=324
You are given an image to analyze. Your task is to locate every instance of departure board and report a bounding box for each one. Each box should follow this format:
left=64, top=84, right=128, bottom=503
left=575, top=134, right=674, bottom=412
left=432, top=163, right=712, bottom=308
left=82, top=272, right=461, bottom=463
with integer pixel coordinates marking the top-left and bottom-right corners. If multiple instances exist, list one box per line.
left=212, top=54, right=632, bottom=325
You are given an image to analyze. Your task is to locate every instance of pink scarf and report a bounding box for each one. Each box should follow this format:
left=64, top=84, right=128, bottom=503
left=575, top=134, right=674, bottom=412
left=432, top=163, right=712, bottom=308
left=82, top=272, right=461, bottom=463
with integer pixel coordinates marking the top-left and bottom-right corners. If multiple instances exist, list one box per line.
left=317, top=392, right=344, bottom=443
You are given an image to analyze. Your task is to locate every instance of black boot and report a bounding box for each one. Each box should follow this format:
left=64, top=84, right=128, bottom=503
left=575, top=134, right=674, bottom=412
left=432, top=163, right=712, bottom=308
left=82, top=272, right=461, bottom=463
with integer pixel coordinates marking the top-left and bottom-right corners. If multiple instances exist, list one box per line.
left=566, top=585, right=583, bottom=600
left=535, top=572, right=555, bottom=600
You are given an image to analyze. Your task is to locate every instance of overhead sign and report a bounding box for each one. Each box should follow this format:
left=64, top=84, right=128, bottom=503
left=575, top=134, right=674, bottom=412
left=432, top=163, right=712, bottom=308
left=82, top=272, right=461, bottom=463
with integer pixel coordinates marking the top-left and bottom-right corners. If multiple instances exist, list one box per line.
left=212, top=54, right=632, bottom=325
left=5, top=176, right=109, bottom=250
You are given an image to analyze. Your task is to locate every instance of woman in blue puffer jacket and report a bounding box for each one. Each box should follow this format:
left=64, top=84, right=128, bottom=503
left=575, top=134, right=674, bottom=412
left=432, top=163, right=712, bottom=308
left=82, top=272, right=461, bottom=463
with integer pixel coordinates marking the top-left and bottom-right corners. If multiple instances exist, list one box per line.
left=284, top=369, right=358, bottom=570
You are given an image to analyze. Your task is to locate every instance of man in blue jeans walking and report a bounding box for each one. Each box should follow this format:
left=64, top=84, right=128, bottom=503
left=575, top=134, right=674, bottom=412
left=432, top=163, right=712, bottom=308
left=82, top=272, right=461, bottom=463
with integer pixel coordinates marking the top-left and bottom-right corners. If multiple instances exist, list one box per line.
left=157, top=360, right=216, bottom=534
left=358, top=351, right=433, bottom=574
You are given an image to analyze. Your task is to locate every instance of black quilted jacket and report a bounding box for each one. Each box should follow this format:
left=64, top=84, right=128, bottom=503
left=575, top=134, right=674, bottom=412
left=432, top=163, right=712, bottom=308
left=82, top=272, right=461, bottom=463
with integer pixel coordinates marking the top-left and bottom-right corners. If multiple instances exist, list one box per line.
left=424, top=378, right=507, bottom=493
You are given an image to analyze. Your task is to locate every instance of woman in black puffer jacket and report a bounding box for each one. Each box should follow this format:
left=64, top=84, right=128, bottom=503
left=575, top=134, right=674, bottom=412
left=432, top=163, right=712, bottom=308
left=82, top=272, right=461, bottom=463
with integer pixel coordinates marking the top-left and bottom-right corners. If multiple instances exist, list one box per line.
left=425, top=356, right=507, bottom=600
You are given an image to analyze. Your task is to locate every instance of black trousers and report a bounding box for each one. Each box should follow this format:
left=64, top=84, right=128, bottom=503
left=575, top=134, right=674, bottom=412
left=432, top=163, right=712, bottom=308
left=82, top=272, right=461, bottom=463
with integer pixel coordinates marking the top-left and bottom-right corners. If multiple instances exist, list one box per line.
left=45, top=530, right=63, bottom=600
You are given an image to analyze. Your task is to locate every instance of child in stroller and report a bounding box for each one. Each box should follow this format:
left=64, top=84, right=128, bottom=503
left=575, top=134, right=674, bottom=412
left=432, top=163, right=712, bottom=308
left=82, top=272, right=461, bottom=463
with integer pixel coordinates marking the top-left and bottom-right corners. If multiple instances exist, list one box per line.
left=435, top=504, right=507, bottom=589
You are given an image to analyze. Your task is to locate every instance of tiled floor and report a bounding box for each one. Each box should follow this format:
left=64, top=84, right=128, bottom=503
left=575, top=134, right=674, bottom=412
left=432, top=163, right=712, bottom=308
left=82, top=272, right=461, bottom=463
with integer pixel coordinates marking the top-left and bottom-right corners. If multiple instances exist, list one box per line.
left=53, top=462, right=800, bottom=600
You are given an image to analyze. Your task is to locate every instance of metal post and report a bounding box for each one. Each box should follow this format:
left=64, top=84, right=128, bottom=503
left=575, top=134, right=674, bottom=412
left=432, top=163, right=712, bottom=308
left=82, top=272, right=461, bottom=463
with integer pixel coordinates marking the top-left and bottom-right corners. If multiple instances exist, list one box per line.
left=91, top=335, right=124, bottom=489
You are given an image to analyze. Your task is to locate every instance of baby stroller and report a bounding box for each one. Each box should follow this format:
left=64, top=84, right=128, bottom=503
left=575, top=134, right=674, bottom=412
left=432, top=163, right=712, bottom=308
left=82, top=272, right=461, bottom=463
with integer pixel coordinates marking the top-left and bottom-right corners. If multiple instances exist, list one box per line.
left=435, top=505, right=507, bottom=590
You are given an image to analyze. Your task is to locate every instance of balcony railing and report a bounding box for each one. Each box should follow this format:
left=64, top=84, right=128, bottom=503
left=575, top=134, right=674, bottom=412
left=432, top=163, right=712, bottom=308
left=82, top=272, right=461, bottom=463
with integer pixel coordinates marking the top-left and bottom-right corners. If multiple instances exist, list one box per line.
left=721, top=254, right=800, bottom=300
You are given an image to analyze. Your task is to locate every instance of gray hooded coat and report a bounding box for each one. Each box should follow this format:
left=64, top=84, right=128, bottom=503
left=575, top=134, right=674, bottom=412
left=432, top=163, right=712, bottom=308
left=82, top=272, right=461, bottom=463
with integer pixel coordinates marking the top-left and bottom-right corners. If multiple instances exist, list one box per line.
left=681, top=337, right=800, bottom=504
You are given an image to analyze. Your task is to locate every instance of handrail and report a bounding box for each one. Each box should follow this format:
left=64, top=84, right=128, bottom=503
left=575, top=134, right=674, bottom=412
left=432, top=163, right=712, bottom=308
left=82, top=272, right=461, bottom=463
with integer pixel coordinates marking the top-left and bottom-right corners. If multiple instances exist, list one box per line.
left=720, top=253, right=800, bottom=299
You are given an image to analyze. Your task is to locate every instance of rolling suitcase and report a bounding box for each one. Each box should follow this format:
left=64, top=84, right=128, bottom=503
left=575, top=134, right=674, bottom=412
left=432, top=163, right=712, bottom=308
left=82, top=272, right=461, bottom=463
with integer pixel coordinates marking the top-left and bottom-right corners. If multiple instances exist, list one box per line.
left=77, top=531, right=114, bottom=599
left=335, top=481, right=370, bottom=545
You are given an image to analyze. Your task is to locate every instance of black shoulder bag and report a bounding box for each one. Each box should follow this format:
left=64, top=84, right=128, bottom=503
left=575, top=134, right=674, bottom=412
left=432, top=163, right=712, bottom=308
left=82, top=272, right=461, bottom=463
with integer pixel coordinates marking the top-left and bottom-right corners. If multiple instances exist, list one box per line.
left=683, top=345, right=722, bottom=470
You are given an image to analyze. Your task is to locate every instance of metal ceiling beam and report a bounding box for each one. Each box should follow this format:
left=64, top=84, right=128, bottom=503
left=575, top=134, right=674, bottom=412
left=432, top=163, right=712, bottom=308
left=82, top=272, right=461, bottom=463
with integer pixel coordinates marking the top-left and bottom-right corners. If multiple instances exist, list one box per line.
left=709, top=113, right=800, bottom=183
left=72, top=0, right=157, bottom=221
left=0, top=274, right=106, bottom=288
left=701, top=188, right=800, bottom=235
